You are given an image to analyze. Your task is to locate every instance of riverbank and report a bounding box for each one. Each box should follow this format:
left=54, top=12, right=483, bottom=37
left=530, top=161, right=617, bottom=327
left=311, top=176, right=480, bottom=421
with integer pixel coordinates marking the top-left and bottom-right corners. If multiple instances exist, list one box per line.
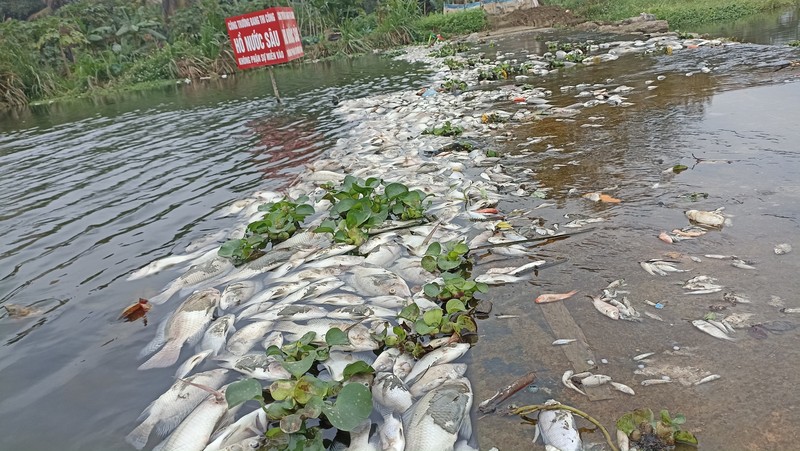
left=544, top=0, right=798, bottom=29
left=0, top=0, right=487, bottom=109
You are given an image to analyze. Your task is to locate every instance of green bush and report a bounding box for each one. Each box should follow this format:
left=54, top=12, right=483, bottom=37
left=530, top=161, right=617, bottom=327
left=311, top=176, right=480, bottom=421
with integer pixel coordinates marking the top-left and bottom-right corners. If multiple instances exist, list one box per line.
left=414, top=9, right=487, bottom=37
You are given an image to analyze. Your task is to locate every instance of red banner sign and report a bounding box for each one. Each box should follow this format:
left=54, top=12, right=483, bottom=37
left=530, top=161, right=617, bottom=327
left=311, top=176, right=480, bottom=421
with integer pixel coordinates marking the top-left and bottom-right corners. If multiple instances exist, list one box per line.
left=225, top=7, right=304, bottom=70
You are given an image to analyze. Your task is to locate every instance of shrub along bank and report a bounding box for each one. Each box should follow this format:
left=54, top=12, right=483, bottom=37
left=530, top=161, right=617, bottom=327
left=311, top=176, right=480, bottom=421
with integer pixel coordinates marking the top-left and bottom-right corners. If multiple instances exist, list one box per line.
left=544, top=0, right=797, bottom=29
left=0, top=0, right=487, bottom=108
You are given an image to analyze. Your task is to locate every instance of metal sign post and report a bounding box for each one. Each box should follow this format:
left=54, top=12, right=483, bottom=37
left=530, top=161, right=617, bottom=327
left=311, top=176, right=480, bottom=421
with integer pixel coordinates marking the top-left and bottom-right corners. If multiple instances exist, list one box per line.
left=225, top=7, right=304, bottom=103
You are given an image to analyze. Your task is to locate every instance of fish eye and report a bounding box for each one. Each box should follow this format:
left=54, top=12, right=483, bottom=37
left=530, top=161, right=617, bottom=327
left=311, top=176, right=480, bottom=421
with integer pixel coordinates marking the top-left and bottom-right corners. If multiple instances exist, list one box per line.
left=389, top=288, right=396, bottom=294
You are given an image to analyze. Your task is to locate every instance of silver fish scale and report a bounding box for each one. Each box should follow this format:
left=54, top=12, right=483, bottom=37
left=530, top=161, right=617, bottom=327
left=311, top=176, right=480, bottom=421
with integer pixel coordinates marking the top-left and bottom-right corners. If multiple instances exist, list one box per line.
left=422, top=383, right=470, bottom=434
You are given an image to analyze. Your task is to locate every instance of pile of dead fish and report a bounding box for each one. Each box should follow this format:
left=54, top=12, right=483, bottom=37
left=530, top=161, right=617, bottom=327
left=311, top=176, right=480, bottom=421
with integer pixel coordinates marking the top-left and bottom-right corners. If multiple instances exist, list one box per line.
left=124, top=33, right=771, bottom=451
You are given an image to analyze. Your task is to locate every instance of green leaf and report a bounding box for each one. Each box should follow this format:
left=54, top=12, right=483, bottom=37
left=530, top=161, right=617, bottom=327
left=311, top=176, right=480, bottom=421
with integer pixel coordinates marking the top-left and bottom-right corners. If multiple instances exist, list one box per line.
left=225, top=378, right=263, bottom=408
left=346, top=207, right=371, bottom=228
left=423, top=283, right=441, bottom=297
left=392, top=325, right=407, bottom=341
left=476, top=282, right=489, bottom=293
left=616, top=413, right=636, bottom=435
left=423, top=309, right=444, bottom=326
left=265, top=345, right=283, bottom=357
left=455, top=315, right=477, bottom=332
left=217, top=239, right=243, bottom=258
left=323, top=383, right=373, bottom=431
left=325, top=327, right=350, bottom=346
left=265, top=399, right=294, bottom=420
left=314, top=219, right=337, bottom=234
left=421, top=255, right=438, bottom=273
left=269, top=380, right=296, bottom=401
left=437, top=255, right=461, bottom=271
left=660, top=409, right=672, bottom=426
left=446, top=299, right=466, bottom=314
left=342, top=361, right=375, bottom=379
left=282, top=352, right=316, bottom=378
left=384, top=182, right=409, bottom=200
left=672, top=164, right=689, bottom=173
left=332, top=198, right=357, bottom=216
left=672, top=413, right=686, bottom=425
left=280, top=413, right=303, bottom=433
left=674, top=430, right=698, bottom=445
left=295, top=204, right=315, bottom=216
left=398, top=303, right=420, bottom=321
left=293, top=374, right=329, bottom=404
left=453, top=242, right=469, bottom=255
left=425, top=242, right=442, bottom=257
left=414, top=320, right=438, bottom=335
left=297, top=332, right=317, bottom=346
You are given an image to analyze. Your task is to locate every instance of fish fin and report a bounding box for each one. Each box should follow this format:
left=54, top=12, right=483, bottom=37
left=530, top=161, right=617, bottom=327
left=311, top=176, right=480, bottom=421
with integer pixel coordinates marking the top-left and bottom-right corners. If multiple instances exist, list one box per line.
left=149, top=285, right=179, bottom=305
left=533, top=424, right=540, bottom=444
left=139, top=341, right=182, bottom=370
left=139, top=318, right=170, bottom=359
left=136, top=398, right=158, bottom=422
left=125, top=419, right=156, bottom=450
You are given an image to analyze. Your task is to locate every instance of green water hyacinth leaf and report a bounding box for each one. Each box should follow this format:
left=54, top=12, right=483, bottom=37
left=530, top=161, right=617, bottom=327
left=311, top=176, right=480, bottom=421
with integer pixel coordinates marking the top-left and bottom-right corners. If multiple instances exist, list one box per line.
left=446, top=299, right=466, bottom=314
left=265, top=399, right=294, bottom=420
left=672, top=413, right=686, bottom=425
left=325, top=327, right=350, bottom=346
left=399, top=303, right=420, bottom=321
left=437, top=255, right=461, bottom=271
left=384, top=182, right=408, bottom=200
left=423, top=309, right=443, bottom=326
left=453, top=242, right=469, bottom=254
left=425, top=242, right=442, bottom=256
left=323, top=383, right=372, bottom=431
left=269, top=380, right=296, bottom=401
left=672, top=164, right=689, bottom=173
left=421, top=255, right=437, bottom=273
left=342, top=361, right=374, bottom=379
left=225, top=378, right=263, bottom=408
left=294, top=375, right=328, bottom=404
left=280, top=413, right=304, bottom=433
left=282, top=352, right=317, bottom=379
left=423, top=283, right=441, bottom=297
left=415, top=320, right=438, bottom=335
left=674, top=430, right=698, bottom=445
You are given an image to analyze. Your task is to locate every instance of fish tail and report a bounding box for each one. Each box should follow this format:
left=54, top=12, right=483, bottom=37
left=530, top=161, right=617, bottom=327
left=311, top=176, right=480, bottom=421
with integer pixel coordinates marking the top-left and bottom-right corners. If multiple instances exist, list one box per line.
left=148, top=285, right=178, bottom=305
left=125, top=419, right=156, bottom=450
left=138, top=342, right=182, bottom=370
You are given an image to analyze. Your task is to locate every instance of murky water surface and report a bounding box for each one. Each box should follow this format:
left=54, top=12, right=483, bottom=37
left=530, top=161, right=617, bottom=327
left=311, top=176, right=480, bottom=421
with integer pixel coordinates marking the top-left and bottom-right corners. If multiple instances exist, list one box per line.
left=1, top=14, right=800, bottom=451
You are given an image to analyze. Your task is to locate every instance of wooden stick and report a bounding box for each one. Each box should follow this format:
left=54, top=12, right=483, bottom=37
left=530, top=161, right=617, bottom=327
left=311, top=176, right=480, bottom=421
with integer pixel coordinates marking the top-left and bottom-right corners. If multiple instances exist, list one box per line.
left=478, top=371, right=536, bottom=414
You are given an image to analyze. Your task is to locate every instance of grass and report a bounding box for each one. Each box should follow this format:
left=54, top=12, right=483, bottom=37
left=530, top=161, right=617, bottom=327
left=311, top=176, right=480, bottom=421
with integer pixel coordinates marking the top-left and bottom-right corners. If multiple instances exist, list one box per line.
left=544, top=0, right=797, bottom=28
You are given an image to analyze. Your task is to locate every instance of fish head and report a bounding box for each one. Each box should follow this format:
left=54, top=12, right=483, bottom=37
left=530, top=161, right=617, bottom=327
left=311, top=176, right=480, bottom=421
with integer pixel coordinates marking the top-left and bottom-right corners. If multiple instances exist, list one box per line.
left=380, top=416, right=405, bottom=451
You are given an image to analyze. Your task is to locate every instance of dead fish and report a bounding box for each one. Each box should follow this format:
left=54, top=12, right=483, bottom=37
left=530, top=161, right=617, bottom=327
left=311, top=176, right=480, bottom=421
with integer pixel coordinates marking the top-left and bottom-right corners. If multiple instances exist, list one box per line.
left=534, top=400, right=583, bottom=451
left=588, top=295, right=620, bottom=320
left=723, top=292, right=752, bottom=304
left=774, top=243, right=792, bottom=255
left=139, top=288, right=220, bottom=369
left=552, top=339, right=576, bottom=346
left=535, top=290, right=579, bottom=304
left=781, top=308, right=800, bottom=314
left=125, top=369, right=228, bottom=450
left=577, top=374, right=611, bottom=387
left=344, top=267, right=411, bottom=297
left=220, top=281, right=259, bottom=310
left=640, top=261, right=667, bottom=276
left=218, top=354, right=291, bottom=380
left=704, top=254, right=733, bottom=259
left=408, top=363, right=468, bottom=399
left=641, top=379, right=672, bottom=386
left=633, top=352, right=655, bottom=361
left=644, top=312, right=664, bottom=322
left=226, top=320, right=275, bottom=356
left=731, top=259, right=756, bottom=270
left=610, top=382, right=635, bottom=395
left=154, top=389, right=229, bottom=451
left=404, top=343, right=470, bottom=384
left=197, top=314, right=236, bottom=356
left=174, top=350, right=212, bottom=380
left=561, top=370, right=586, bottom=396
left=149, top=258, right=233, bottom=305
left=474, top=273, right=530, bottom=285
left=685, top=209, right=725, bottom=227
left=692, top=319, right=735, bottom=341
left=658, top=231, right=673, bottom=244
left=127, top=250, right=206, bottom=281
left=694, top=374, right=721, bottom=385
left=3, top=304, right=40, bottom=318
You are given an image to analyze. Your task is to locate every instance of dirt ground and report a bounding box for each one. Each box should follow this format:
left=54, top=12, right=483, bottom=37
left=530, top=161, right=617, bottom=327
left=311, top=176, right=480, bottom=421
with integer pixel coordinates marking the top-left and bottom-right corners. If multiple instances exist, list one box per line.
left=487, top=5, right=585, bottom=30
